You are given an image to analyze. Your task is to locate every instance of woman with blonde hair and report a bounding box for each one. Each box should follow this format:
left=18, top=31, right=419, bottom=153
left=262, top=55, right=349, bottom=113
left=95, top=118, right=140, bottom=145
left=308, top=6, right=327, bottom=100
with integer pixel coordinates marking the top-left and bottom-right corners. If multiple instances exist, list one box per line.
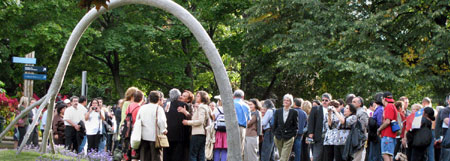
left=301, top=100, right=312, bottom=161
left=120, top=87, right=139, bottom=128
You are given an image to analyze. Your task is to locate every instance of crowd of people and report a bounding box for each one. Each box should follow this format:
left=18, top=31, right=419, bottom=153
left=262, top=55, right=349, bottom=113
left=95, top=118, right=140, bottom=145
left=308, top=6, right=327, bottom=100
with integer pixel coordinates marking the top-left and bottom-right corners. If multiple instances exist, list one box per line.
left=12, top=87, right=450, bottom=161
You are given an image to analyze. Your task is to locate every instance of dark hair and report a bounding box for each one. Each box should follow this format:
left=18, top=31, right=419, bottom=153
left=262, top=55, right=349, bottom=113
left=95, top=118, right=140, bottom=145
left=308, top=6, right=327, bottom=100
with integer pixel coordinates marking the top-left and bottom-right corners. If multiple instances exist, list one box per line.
left=133, top=90, right=144, bottom=102
left=249, top=99, right=261, bottom=111
left=330, top=100, right=340, bottom=108
left=56, top=103, right=67, bottom=115
left=79, top=96, right=87, bottom=104
left=196, top=91, right=210, bottom=104
left=91, top=98, right=99, bottom=106
left=369, top=100, right=375, bottom=107
left=348, top=104, right=357, bottom=115
left=96, top=97, right=103, bottom=101
left=312, top=100, right=321, bottom=106
left=394, top=101, right=403, bottom=110
left=262, top=100, right=275, bottom=109
left=337, top=99, right=345, bottom=106
left=184, top=90, right=194, bottom=103
left=294, top=98, right=303, bottom=107
left=345, top=94, right=355, bottom=105
left=374, top=92, right=384, bottom=105
left=148, top=91, right=160, bottom=103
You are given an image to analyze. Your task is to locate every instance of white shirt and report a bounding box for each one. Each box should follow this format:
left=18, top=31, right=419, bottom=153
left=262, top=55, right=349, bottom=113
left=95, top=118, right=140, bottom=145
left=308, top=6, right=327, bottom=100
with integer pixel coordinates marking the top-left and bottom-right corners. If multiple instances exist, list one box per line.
left=63, top=105, right=87, bottom=126
left=283, top=108, right=290, bottom=123
left=137, top=103, right=167, bottom=141
left=85, top=110, right=104, bottom=135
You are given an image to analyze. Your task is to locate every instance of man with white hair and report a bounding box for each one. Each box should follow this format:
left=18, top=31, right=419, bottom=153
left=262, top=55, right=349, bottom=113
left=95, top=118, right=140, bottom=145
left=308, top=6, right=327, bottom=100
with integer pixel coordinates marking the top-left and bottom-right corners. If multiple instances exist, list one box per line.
left=233, top=89, right=250, bottom=159
left=273, top=94, right=298, bottom=161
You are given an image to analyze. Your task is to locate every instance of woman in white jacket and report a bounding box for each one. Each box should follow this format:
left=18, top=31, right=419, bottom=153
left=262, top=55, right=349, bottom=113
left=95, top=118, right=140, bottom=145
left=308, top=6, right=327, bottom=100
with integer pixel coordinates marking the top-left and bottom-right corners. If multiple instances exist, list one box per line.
left=136, top=91, right=167, bottom=161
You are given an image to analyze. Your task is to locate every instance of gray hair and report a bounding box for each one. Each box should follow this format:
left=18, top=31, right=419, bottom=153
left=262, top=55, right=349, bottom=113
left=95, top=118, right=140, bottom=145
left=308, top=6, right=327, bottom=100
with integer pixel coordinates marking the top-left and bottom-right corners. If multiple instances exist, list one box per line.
left=169, top=88, right=181, bottom=101
left=262, top=99, right=275, bottom=109
left=234, top=89, right=245, bottom=98
left=283, top=94, right=294, bottom=107
left=322, top=93, right=332, bottom=100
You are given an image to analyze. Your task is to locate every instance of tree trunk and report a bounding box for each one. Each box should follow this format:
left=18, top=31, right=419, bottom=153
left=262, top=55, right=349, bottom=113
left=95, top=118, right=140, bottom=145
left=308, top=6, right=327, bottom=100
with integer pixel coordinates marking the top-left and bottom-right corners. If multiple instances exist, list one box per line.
left=111, top=51, right=124, bottom=98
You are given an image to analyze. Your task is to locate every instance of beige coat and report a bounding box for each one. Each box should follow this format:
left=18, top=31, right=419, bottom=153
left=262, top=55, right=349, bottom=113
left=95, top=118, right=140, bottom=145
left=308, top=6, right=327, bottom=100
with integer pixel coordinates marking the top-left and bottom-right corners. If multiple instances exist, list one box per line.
left=187, top=104, right=210, bottom=135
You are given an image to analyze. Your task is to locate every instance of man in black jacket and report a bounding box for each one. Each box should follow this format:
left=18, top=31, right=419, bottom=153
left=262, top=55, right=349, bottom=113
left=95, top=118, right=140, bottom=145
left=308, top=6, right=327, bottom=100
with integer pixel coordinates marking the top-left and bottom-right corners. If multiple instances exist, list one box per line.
left=273, top=94, right=298, bottom=161
left=307, top=93, right=332, bottom=161
left=436, top=94, right=450, bottom=161
left=164, top=88, right=191, bottom=161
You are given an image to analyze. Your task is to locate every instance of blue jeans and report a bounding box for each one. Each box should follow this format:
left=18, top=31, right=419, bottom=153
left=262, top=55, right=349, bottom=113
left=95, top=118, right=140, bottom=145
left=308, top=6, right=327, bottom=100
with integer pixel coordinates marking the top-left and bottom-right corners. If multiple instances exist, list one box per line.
left=98, top=135, right=106, bottom=152
left=78, top=135, right=87, bottom=153
left=190, top=135, right=206, bottom=161
left=427, top=130, right=435, bottom=161
left=293, top=134, right=303, bottom=161
left=214, top=148, right=227, bottom=161
left=369, top=137, right=383, bottom=161
left=261, top=129, right=275, bottom=161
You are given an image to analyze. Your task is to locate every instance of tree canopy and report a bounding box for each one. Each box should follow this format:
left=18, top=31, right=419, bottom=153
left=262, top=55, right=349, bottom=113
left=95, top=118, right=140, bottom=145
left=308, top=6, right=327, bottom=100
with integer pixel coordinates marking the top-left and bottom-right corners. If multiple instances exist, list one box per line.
left=0, top=0, right=449, bottom=105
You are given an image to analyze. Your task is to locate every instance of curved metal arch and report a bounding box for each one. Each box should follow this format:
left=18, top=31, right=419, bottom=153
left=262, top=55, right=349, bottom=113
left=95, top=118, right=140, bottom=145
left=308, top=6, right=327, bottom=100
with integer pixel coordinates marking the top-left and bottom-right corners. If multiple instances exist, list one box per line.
left=37, top=0, right=239, bottom=160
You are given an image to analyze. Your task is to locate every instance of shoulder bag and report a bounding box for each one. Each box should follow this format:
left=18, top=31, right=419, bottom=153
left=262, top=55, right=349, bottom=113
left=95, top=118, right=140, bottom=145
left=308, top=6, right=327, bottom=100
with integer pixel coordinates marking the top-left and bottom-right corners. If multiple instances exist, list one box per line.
left=155, top=106, right=169, bottom=148
left=130, top=111, right=142, bottom=149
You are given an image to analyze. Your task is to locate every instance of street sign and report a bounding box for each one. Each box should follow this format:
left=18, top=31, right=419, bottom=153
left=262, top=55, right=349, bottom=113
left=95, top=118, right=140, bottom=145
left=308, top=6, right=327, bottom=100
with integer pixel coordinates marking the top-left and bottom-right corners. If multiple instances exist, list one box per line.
left=23, top=66, right=47, bottom=73
left=23, top=74, right=47, bottom=80
left=12, top=57, right=36, bottom=64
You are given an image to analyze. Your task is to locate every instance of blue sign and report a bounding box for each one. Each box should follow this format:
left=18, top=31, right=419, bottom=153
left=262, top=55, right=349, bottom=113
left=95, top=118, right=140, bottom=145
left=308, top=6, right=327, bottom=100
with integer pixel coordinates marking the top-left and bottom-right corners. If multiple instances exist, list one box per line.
left=12, top=57, right=36, bottom=64
left=23, top=74, right=47, bottom=80
left=24, top=66, right=47, bottom=73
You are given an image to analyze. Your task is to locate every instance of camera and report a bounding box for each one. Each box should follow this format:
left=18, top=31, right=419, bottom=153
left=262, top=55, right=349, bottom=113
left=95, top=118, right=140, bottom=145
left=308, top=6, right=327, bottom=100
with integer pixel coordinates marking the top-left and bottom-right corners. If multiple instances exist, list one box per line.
left=306, top=137, right=315, bottom=144
left=92, top=107, right=97, bottom=110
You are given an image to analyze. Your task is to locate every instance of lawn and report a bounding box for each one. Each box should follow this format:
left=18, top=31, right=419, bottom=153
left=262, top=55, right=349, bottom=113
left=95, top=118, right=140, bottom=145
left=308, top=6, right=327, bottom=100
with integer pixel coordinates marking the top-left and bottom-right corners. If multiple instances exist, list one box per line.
left=0, top=150, right=87, bottom=161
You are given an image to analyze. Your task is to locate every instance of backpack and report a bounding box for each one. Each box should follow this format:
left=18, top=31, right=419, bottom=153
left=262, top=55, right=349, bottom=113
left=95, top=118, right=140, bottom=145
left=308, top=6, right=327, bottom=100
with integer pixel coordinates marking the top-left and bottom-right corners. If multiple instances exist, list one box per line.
left=215, top=108, right=226, bottom=132
left=368, top=117, right=378, bottom=142
left=412, top=119, right=432, bottom=147
left=121, top=107, right=138, bottom=139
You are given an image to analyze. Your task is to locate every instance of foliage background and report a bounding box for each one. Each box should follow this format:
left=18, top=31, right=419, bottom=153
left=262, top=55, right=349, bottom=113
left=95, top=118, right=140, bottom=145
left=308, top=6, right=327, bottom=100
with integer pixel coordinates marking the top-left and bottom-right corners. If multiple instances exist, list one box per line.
left=0, top=0, right=449, bottom=107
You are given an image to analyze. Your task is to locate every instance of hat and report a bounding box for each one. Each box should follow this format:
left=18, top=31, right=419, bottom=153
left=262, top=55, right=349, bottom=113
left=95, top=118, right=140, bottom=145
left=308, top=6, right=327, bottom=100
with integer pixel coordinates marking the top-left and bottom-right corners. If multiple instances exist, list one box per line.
left=214, top=95, right=221, bottom=100
left=63, top=99, right=70, bottom=104
left=423, top=107, right=435, bottom=121
left=383, top=92, right=394, bottom=103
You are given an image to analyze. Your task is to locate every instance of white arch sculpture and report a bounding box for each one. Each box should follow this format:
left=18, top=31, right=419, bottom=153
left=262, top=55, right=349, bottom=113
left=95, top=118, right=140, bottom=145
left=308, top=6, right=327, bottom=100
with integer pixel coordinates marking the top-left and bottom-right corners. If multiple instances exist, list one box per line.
left=0, top=0, right=240, bottom=160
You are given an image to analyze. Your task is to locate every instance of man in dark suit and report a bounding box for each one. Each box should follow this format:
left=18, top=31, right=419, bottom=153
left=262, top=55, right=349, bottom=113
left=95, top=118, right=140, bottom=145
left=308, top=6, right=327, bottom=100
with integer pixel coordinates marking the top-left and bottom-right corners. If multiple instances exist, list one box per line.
left=273, top=94, right=299, bottom=161
left=164, top=88, right=191, bottom=161
left=307, top=93, right=332, bottom=161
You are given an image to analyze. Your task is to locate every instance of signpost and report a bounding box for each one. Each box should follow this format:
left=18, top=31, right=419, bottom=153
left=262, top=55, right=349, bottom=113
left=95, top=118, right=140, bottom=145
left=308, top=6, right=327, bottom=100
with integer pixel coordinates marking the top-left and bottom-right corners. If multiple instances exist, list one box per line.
left=24, top=66, right=47, bottom=73
left=12, top=57, right=36, bottom=64
left=23, top=74, right=47, bottom=80
left=12, top=52, right=48, bottom=99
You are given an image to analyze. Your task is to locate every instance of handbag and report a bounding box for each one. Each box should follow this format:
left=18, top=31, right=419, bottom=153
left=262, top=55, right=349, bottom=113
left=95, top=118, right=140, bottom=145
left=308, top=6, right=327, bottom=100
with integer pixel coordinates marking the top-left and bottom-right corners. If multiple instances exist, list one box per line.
left=130, top=111, right=142, bottom=149
left=155, top=106, right=169, bottom=148
left=391, top=120, right=401, bottom=132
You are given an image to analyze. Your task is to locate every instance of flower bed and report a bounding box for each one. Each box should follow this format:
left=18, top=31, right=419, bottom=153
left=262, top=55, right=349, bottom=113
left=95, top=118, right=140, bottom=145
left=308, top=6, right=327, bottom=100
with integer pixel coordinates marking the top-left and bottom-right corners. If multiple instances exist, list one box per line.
left=0, top=145, right=112, bottom=161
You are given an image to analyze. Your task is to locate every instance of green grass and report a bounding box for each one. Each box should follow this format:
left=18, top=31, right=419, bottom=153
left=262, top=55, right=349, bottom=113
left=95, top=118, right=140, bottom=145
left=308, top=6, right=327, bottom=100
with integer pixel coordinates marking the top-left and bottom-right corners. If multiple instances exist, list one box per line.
left=0, top=150, right=87, bottom=161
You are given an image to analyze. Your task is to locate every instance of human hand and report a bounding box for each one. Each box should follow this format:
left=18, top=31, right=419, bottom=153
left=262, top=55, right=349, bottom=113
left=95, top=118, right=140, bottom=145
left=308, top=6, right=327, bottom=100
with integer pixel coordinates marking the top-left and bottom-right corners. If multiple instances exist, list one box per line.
left=75, top=125, right=80, bottom=131
left=182, top=120, right=188, bottom=125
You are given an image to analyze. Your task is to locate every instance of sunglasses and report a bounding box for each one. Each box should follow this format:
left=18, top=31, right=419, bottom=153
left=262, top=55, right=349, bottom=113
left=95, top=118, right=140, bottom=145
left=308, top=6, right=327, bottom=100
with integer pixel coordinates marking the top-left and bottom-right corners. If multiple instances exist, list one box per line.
left=322, top=99, right=330, bottom=102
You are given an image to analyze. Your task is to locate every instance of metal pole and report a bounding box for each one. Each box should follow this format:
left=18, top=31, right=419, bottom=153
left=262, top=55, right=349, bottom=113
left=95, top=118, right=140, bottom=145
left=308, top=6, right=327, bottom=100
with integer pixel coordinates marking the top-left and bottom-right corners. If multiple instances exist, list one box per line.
left=81, top=71, right=87, bottom=96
